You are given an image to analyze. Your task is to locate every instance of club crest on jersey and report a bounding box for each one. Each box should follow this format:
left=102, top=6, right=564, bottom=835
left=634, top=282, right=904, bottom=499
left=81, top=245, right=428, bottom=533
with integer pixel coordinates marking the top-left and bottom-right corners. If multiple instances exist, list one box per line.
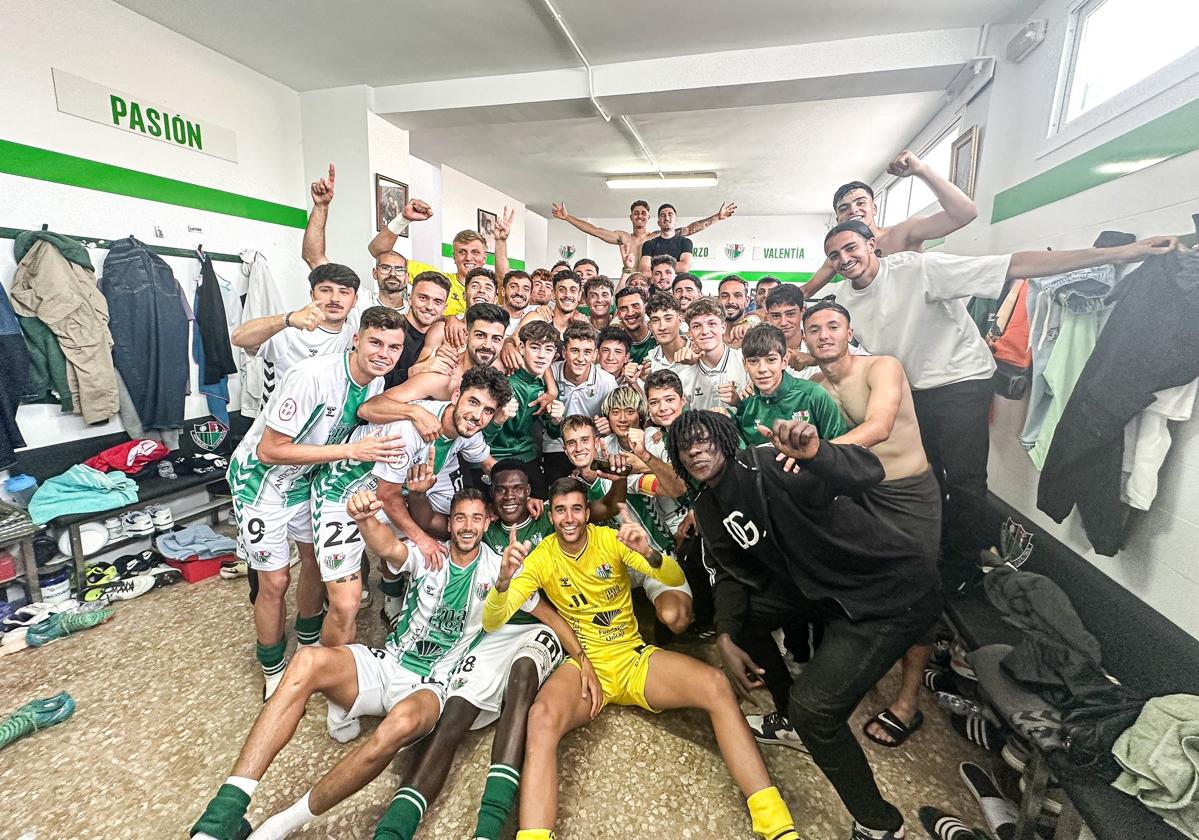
left=189, top=420, right=228, bottom=452
left=791, top=410, right=810, bottom=422
left=593, top=563, right=613, bottom=580
left=476, top=581, right=492, bottom=600
left=591, top=609, right=620, bottom=627
left=450, top=675, right=467, bottom=691
left=326, top=553, right=345, bottom=569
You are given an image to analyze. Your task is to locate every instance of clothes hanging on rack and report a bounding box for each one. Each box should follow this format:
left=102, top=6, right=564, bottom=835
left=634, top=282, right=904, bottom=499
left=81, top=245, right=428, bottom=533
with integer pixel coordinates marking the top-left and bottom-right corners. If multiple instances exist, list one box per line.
left=1038, top=250, right=1199, bottom=554
left=100, top=237, right=189, bottom=432
left=194, top=252, right=238, bottom=385
left=18, top=316, right=72, bottom=411
left=236, top=250, right=285, bottom=418
left=1121, top=379, right=1198, bottom=510
left=8, top=237, right=119, bottom=424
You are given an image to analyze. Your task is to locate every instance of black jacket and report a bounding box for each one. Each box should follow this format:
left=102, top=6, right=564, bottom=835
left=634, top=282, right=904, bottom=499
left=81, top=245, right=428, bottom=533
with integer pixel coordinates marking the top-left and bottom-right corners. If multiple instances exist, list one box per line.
left=695, top=442, right=940, bottom=637
left=196, top=254, right=238, bottom=386
left=1038, top=250, right=1199, bottom=554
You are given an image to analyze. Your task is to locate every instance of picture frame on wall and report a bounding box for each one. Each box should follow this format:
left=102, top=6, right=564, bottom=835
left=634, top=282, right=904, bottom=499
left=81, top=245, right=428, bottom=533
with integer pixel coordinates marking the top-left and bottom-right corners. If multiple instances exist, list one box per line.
left=477, top=208, right=498, bottom=251
left=376, top=174, right=409, bottom=235
left=950, top=125, right=981, bottom=199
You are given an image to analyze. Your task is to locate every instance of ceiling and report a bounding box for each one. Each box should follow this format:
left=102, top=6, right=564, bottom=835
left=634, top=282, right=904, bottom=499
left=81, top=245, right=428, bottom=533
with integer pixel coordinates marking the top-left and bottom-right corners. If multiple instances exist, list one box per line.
left=407, top=91, right=949, bottom=217
left=115, top=0, right=1039, bottom=91
left=114, top=0, right=1041, bottom=216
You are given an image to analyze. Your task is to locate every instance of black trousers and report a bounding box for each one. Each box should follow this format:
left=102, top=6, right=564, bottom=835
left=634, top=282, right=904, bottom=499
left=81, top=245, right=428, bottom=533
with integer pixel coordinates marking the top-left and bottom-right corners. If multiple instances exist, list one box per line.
left=736, top=580, right=942, bottom=831
left=911, top=377, right=992, bottom=590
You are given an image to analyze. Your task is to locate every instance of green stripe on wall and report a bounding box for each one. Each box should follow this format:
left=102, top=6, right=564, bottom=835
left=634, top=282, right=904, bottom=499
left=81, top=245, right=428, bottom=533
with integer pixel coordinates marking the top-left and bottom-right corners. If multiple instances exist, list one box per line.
left=0, top=138, right=307, bottom=228
left=693, top=270, right=815, bottom=284
left=991, top=98, right=1199, bottom=224
left=440, top=241, right=524, bottom=270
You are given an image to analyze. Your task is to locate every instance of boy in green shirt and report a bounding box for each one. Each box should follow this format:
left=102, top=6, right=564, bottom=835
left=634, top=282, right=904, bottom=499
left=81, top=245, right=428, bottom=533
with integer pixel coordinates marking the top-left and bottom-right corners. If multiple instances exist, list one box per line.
left=485, top=320, right=563, bottom=498
left=733, top=323, right=849, bottom=445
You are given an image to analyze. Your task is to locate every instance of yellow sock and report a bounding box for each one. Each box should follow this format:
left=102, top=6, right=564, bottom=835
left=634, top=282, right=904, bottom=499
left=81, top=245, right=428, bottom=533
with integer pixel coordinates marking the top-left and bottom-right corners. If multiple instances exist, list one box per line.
left=747, top=786, right=800, bottom=840
left=514, top=831, right=556, bottom=840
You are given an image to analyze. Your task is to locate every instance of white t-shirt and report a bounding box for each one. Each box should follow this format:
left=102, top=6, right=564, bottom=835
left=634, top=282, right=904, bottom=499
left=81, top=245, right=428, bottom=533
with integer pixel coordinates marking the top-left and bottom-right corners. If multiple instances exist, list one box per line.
left=372, top=401, right=492, bottom=514
left=676, top=346, right=750, bottom=412
left=258, top=325, right=354, bottom=403
left=836, top=251, right=1009, bottom=390
left=544, top=362, right=619, bottom=453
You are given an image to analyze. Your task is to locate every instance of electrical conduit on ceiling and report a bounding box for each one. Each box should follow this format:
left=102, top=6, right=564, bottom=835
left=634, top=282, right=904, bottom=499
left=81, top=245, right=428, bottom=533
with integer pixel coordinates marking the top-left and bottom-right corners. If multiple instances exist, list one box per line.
left=539, top=0, right=664, bottom=178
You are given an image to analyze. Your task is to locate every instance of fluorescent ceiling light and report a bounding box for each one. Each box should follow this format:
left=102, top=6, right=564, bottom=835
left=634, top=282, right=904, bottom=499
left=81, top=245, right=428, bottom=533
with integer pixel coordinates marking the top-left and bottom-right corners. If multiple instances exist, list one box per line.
left=605, top=172, right=718, bottom=190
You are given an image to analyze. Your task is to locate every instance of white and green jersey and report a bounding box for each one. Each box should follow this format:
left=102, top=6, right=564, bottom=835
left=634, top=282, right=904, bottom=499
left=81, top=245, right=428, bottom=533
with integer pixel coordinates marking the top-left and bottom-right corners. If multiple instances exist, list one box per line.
left=258, top=324, right=353, bottom=404
left=644, top=425, right=688, bottom=535
left=228, top=353, right=382, bottom=507
left=372, top=401, right=491, bottom=515
left=385, top=540, right=537, bottom=681
left=583, top=444, right=672, bottom=555
left=312, top=424, right=380, bottom=504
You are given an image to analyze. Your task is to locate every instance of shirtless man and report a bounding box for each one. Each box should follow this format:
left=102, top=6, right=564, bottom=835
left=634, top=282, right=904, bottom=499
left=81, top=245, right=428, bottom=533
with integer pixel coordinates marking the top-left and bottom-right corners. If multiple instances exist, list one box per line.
left=800, top=149, right=979, bottom=300
left=805, top=300, right=941, bottom=750
left=552, top=200, right=737, bottom=277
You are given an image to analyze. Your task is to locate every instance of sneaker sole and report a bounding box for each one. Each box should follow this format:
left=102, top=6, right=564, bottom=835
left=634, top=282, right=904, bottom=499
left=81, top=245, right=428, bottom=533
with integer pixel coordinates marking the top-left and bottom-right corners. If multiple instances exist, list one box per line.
left=752, top=735, right=810, bottom=753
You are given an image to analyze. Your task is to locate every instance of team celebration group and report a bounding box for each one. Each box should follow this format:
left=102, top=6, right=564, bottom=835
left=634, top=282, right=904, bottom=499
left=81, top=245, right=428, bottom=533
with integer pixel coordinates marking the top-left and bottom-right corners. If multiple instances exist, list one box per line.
left=190, top=154, right=1185, bottom=840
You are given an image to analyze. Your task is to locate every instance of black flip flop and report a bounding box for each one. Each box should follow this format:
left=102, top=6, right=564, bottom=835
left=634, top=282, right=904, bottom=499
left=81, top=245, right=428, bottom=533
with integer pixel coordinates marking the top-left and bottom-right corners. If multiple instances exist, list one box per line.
left=863, top=708, right=924, bottom=747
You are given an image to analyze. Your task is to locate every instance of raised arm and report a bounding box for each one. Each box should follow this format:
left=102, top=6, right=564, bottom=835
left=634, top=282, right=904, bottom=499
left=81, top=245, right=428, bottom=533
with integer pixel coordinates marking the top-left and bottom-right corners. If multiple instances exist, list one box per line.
left=615, top=509, right=685, bottom=586
left=886, top=150, right=978, bottom=247
left=1007, top=236, right=1184, bottom=281
left=552, top=202, right=623, bottom=245
left=483, top=530, right=544, bottom=631
left=368, top=198, right=435, bottom=258
left=494, top=207, right=514, bottom=280
left=759, top=419, right=885, bottom=497
left=799, top=258, right=839, bottom=299
left=230, top=302, right=324, bottom=355
left=346, top=489, right=411, bottom=570
left=302, top=163, right=335, bottom=269
left=680, top=202, right=736, bottom=238
left=626, top=429, right=687, bottom=498
left=830, top=358, right=904, bottom=448
left=256, top=425, right=403, bottom=467
left=358, top=377, right=447, bottom=434
left=375, top=477, right=445, bottom=567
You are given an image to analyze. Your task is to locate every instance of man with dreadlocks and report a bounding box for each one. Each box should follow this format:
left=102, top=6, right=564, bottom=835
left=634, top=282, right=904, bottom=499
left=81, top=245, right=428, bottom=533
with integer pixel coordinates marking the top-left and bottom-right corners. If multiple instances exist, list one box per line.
left=667, top=409, right=942, bottom=840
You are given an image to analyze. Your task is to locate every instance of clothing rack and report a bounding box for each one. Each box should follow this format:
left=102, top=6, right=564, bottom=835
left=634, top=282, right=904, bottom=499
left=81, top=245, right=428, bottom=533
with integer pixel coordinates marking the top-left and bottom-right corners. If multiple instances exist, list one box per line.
left=0, top=227, right=243, bottom=263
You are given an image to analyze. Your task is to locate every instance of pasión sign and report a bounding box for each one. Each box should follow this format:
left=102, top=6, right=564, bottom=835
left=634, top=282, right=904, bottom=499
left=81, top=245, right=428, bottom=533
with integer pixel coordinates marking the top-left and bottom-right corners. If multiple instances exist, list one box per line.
left=52, top=68, right=238, bottom=162
left=752, top=246, right=806, bottom=260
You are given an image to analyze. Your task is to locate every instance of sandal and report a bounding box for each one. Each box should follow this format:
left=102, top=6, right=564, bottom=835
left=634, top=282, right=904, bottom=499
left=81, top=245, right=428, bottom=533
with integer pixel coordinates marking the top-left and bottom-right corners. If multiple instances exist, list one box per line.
left=863, top=708, right=924, bottom=747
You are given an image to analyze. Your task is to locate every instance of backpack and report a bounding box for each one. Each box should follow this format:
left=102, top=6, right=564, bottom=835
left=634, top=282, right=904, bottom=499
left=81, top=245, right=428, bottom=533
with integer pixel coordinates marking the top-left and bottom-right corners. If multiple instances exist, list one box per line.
left=986, top=279, right=1032, bottom=399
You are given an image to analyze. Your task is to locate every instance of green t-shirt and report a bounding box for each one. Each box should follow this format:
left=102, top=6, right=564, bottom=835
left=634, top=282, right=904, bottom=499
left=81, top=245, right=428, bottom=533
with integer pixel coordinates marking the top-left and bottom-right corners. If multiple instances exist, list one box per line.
left=629, top=332, right=657, bottom=363
left=484, top=368, right=546, bottom=461
left=483, top=513, right=554, bottom=625
left=735, top=373, right=849, bottom=445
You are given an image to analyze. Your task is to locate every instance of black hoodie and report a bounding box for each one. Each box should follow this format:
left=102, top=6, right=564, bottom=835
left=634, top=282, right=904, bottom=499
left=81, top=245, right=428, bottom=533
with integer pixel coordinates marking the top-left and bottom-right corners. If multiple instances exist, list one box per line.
left=694, top=442, right=939, bottom=638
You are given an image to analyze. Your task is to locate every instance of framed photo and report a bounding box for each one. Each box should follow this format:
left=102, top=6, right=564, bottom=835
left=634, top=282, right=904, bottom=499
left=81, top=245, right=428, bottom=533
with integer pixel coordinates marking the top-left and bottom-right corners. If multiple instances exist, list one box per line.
left=375, top=174, right=409, bottom=235
left=477, top=208, right=497, bottom=251
left=950, top=126, right=981, bottom=199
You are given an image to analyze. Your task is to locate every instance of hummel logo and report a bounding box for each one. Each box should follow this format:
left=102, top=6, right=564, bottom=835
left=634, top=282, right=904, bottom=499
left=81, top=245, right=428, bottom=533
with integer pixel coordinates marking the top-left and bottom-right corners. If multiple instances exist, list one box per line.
left=559, top=577, right=572, bottom=587
left=591, top=609, right=620, bottom=627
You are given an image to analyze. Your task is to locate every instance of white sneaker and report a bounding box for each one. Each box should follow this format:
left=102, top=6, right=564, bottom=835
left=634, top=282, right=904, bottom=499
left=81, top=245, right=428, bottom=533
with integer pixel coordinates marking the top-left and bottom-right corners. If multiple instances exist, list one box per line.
left=120, top=510, right=154, bottom=536
left=104, top=517, right=124, bottom=541
left=263, top=669, right=286, bottom=702
left=146, top=504, right=174, bottom=532
left=745, top=711, right=809, bottom=753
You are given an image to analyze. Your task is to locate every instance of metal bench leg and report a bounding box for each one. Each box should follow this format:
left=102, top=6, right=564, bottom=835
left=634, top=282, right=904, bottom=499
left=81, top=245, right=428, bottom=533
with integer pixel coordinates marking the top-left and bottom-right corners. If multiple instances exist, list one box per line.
left=1016, top=748, right=1051, bottom=840
left=68, top=525, right=86, bottom=597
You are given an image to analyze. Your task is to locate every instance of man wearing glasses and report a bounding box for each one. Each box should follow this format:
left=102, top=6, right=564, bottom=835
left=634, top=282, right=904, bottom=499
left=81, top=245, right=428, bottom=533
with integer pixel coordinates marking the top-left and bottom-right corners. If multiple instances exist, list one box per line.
left=366, top=253, right=411, bottom=312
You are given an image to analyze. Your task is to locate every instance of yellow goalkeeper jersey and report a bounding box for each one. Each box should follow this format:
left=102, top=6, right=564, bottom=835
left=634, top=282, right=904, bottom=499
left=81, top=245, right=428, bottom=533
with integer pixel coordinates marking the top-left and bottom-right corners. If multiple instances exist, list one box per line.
left=483, top=524, right=684, bottom=659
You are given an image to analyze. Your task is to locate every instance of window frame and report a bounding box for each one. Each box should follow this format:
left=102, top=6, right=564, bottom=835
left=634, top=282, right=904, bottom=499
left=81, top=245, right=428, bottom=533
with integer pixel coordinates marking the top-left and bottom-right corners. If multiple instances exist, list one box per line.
left=877, top=119, right=961, bottom=226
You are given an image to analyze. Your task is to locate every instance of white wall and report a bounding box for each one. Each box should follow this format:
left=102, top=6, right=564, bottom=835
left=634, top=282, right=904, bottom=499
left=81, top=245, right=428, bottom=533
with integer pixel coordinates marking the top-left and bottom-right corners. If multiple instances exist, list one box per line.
left=879, top=7, right=1199, bottom=637
left=0, top=0, right=309, bottom=452
left=408, top=156, right=443, bottom=266
left=439, top=166, right=526, bottom=272
left=524, top=210, right=548, bottom=276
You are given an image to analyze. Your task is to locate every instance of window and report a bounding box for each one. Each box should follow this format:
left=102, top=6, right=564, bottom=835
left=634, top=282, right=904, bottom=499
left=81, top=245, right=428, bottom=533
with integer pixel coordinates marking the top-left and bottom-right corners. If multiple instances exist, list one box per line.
left=878, top=124, right=958, bottom=226
left=1057, top=0, right=1199, bottom=127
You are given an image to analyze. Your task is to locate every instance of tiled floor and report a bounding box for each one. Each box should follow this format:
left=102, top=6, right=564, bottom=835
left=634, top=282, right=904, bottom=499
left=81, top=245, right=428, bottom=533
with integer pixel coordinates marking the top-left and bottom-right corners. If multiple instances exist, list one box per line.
left=0, top=571, right=997, bottom=839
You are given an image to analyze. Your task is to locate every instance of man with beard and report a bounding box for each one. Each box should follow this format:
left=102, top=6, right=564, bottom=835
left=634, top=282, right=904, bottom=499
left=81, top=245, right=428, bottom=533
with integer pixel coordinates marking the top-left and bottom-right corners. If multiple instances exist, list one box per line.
left=189, top=488, right=525, bottom=840
left=614, top=286, right=656, bottom=364
left=649, top=254, right=677, bottom=294
left=751, top=276, right=780, bottom=314
left=671, top=272, right=703, bottom=311
left=668, top=410, right=942, bottom=840
left=363, top=304, right=510, bottom=433
left=718, top=275, right=756, bottom=348
left=800, top=150, right=979, bottom=300
left=227, top=306, right=407, bottom=699
left=483, top=476, right=798, bottom=840
left=500, top=270, right=534, bottom=337
left=552, top=200, right=735, bottom=277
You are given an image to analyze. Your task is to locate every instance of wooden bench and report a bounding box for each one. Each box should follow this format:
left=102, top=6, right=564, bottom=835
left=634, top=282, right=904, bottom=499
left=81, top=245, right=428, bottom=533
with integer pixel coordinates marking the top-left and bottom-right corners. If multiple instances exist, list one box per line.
left=943, top=494, right=1199, bottom=840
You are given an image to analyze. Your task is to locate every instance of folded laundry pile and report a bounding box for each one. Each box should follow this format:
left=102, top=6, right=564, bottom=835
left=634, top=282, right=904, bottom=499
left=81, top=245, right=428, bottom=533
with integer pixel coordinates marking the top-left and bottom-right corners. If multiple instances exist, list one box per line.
left=155, top=524, right=237, bottom=560
left=28, top=465, right=139, bottom=525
